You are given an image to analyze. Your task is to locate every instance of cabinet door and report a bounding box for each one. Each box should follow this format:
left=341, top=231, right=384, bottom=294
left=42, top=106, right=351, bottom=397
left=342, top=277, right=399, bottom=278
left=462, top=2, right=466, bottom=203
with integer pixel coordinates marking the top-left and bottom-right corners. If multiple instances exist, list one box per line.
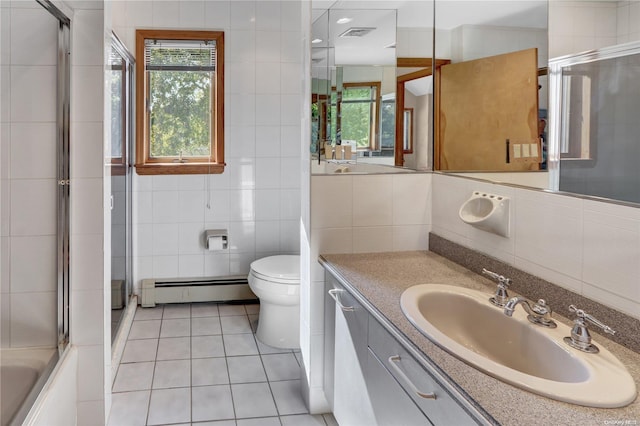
left=328, top=276, right=376, bottom=426
left=367, top=348, right=433, bottom=426
left=323, top=277, right=336, bottom=409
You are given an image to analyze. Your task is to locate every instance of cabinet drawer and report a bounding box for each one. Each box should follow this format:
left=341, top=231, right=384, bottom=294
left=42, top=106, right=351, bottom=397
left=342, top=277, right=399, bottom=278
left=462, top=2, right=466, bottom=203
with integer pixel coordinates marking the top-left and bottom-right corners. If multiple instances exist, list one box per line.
left=368, top=319, right=479, bottom=426
left=367, top=348, right=433, bottom=426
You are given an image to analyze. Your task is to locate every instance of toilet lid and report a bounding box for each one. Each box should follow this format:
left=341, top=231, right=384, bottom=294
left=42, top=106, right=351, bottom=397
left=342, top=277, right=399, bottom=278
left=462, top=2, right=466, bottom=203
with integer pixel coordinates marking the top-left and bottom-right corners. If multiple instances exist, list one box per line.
left=250, top=255, right=300, bottom=283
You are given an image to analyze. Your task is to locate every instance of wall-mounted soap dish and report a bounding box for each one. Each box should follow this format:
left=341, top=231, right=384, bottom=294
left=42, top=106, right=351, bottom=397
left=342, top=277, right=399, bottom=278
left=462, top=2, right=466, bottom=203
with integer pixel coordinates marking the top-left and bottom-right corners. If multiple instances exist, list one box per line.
left=459, top=191, right=510, bottom=237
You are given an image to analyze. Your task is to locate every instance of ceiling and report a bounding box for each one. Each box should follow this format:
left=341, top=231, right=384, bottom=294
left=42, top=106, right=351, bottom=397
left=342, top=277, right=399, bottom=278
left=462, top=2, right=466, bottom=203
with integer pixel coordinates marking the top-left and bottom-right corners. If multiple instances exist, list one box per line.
left=312, top=0, right=546, bottom=66
left=314, top=0, right=547, bottom=29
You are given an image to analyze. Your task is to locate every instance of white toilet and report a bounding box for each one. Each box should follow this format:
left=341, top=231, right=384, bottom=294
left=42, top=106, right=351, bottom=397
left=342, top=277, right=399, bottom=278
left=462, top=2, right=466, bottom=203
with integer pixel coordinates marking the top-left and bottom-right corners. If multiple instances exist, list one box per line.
left=248, top=255, right=300, bottom=349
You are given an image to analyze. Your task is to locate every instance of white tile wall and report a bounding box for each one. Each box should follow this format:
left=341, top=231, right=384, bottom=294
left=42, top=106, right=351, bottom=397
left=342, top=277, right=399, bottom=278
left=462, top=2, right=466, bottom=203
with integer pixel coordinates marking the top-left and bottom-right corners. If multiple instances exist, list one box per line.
left=71, top=65, right=104, bottom=123
left=70, top=5, right=108, bottom=424
left=10, top=291, right=57, bottom=347
left=582, top=200, right=640, bottom=304
left=10, top=123, right=56, bottom=179
left=9, top=8, right=58, bottom=66
left=432, top=173, right=640, bottom=320
left=9, top=179, right=57, bottom=236
left=514, top=189, right=583, bottom=288
left=2, top=1, right=61, bottom=353
left=10, top=235, right=57, bottom=293
left=121, top=1, right=303, bottom=299
left=10, top=65, right=57, bottom=122
left=549, top=1, right=620, bottom=58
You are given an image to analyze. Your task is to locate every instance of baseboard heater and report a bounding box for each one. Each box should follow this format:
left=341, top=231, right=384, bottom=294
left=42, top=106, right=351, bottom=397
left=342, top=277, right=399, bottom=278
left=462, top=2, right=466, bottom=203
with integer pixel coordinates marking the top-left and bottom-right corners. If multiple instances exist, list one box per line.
left=140, top=275, right=257, bottom=307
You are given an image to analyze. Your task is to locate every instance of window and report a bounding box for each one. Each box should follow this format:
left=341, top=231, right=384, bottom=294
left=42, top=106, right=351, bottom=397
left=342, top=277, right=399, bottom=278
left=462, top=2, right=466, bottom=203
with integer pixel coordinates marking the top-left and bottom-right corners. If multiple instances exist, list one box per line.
left=330, top=82, right=381, bottom=151
left=135, top=30, right=224, bottom=175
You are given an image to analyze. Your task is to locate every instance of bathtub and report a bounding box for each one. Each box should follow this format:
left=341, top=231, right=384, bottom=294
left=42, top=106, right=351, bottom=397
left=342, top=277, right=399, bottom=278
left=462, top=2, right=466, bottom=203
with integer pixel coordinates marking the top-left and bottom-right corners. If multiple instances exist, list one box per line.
left=1, top=348, right=58, bottom=426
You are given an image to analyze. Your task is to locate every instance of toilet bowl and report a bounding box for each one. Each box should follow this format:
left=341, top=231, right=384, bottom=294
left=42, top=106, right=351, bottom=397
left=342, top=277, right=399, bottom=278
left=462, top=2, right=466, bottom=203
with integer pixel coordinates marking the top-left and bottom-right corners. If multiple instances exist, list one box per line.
left=248, top=255, right=300, bottom=349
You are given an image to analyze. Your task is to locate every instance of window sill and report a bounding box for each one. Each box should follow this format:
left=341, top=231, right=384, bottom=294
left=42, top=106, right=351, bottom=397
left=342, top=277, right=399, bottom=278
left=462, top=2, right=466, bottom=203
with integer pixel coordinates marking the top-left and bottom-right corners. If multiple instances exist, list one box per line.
left=134, top=162, right=225, bottom=175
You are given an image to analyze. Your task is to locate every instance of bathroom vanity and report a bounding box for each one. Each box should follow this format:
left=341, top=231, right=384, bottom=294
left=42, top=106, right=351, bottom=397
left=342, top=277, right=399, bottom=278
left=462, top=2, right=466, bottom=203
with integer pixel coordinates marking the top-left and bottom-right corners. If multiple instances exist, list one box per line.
left=320, top=251, right=640, bottom=425
left=325, top=272, right=485, bottom=425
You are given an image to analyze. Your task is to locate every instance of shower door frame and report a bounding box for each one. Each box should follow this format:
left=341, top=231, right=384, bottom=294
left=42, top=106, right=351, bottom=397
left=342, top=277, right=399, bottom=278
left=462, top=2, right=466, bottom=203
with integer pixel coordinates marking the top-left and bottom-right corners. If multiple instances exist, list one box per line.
left=110, top=31, right=135, bottom=341
left=36, top=0, right=71, bottom=353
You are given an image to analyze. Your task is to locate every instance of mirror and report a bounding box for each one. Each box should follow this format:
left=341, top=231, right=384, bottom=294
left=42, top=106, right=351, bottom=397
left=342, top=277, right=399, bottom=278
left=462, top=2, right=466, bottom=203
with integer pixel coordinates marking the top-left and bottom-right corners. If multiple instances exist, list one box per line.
left=395, top=58, right=443, bottom=170
left=311, top=9, right=331, bottom=159
left=549, top=42, right=640, bottom=206
left=311, top=3, right=434, bottom=174
left=433, top=0, right=549, bottom=188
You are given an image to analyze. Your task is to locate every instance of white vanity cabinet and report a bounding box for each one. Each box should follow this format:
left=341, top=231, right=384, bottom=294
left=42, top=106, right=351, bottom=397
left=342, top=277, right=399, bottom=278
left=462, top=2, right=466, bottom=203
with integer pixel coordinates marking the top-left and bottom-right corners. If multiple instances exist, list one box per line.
left=324, top=271, right=487, bottom=426
left=325, top=273, right=377, bottom=426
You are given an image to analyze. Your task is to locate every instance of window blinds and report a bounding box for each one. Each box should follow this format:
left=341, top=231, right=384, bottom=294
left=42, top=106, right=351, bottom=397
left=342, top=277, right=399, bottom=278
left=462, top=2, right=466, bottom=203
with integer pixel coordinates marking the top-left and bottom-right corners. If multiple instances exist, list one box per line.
left=145, top=39, right=216, bottom=72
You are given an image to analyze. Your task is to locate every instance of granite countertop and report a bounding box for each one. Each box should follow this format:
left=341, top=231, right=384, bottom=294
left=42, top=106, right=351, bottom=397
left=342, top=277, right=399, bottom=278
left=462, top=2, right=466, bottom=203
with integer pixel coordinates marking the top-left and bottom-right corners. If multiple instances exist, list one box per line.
left=319, top=251, right=640, bottom=426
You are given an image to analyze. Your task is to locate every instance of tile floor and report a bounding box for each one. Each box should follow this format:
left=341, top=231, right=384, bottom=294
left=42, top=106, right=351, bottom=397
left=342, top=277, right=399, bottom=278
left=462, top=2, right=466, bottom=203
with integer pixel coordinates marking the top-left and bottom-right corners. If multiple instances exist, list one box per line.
left=108, top=302, right=337, bottom=426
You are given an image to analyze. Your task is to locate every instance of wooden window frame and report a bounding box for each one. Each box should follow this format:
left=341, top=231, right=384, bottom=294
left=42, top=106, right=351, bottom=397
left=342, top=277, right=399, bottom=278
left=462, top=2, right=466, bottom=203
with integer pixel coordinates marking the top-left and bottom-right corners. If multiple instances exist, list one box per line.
left=339, top=81, right=381, bottom=151
left=135, top=29, right=225, bottom=175
left=395, top=58, right=452, bottom=167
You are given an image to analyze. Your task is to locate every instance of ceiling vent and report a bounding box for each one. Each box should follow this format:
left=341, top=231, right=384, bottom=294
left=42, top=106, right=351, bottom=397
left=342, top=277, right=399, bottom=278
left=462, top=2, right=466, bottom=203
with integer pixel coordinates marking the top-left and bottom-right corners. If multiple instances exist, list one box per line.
left=339, top=27, right=376, bottom=38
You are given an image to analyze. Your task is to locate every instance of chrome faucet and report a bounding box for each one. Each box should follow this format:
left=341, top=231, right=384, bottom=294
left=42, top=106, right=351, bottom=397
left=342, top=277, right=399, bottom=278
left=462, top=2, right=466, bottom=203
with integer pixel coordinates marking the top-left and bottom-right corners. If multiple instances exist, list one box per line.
left=503, top=297, right=557, bottom=328
left=482, top=268, right=511, bottom=307
left=564, top=305, right=616, bottom=353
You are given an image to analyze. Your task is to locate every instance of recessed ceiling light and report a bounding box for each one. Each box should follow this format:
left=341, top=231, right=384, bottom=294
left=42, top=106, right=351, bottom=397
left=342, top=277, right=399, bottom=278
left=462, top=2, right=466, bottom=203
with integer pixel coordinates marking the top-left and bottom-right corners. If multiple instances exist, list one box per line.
left=336, top=17, right=352, bottom=24
left=312, top=38, right=323, bottom=44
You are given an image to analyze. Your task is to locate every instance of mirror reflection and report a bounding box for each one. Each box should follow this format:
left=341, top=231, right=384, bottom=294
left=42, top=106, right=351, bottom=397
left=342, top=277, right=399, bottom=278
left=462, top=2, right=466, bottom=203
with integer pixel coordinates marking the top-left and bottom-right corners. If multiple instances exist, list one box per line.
left=550, top=42, right=640, bottom=206
left=312, top=8, right=399, bottom=172
left=396, top=59, right=441, bottom=170
left=312, top=3, right=435, bottom=174
left=433, top=0, right=549, bottom=188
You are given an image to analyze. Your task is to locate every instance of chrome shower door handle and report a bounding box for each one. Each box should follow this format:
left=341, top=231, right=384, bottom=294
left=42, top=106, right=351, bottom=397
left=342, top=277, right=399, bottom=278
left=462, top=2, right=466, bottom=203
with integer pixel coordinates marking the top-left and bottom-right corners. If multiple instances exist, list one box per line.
left=328, top=289, right=354, bottom=312
left=388, top=355, right=437, bottom=400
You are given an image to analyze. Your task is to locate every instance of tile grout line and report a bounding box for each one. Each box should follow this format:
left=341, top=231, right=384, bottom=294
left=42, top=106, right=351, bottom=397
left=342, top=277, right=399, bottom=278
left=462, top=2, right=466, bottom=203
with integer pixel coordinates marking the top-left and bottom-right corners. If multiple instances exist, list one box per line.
left=117, top=302, right=327, bottom=425
left=224, top=313, right=239, bottom=424
left=144, top=333, right=160, bottom=426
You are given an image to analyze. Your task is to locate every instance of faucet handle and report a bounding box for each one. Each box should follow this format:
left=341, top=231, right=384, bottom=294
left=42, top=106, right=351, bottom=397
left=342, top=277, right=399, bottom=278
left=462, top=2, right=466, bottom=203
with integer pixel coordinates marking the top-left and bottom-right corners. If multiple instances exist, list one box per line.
left=568, top=305, right=616, bottom=335
left=482, top=268, right=511, bottom=286
left=564, top=305, right=615, bottom=353
left=482, top=268, right=511, bottom=307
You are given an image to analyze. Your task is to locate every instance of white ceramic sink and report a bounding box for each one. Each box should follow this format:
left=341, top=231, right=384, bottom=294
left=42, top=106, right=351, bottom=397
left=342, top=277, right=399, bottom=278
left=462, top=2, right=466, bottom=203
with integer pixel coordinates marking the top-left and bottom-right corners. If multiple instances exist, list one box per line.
left=400, top=284, right=637, bottom=408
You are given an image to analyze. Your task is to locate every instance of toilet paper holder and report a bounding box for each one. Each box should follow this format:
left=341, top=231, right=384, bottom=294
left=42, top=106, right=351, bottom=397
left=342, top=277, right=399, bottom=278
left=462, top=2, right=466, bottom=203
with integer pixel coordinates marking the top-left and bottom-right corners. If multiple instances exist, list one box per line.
left=205, top=229, right=228, bottom=251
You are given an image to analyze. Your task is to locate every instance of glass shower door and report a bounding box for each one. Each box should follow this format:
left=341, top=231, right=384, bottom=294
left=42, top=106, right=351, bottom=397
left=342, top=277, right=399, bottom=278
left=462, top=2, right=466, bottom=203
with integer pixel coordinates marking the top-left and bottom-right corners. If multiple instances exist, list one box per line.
left=109, top=33, right=134, bottom=341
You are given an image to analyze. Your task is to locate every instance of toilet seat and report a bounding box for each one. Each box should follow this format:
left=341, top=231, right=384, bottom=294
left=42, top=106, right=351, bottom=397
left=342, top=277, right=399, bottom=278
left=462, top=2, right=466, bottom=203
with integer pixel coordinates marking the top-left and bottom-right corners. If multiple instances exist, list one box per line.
left=250, top=255, right=300, bottom=284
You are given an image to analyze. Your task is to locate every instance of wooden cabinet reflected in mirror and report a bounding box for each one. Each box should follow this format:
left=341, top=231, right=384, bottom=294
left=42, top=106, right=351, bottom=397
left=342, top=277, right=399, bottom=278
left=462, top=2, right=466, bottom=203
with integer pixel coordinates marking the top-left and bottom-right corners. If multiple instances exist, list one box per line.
left=434, top=48, right=543, bottom=172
